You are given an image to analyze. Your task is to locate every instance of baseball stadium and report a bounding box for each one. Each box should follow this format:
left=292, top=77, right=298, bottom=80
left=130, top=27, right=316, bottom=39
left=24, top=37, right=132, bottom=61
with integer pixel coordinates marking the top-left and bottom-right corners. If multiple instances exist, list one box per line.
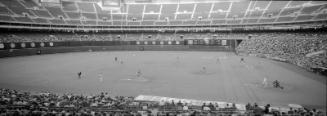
left=0, top=0, right=326, bottom=115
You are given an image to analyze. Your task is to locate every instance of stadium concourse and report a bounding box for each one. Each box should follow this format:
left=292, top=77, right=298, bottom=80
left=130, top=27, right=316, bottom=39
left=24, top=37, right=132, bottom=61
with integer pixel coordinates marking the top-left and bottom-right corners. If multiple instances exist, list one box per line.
left=0, top=0, right=327, bottom=115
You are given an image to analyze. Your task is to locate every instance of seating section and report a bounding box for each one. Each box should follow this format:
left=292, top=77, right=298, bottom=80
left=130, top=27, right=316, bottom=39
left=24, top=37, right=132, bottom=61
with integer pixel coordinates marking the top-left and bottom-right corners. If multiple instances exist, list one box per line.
left=280, top=7, right=302, bottom=16
left=82, top=13, right=97, bottom=20
left=66, top=20, right=82, bottom=25
left=276, top=16, right=295, bottom=22
left=0, top=7, right=13, bottom=15
left=45, top=7, right=67, bottom=18
left=127, top=4, right=144, bottom=20
left=0, top=88, right=323, bottom=116
left=145, top=4, right=160, bottom=13
left=19, top=0, right=39, bottom=9
left=301, top=5, right=324, bottom=14
left=258, top=18, right=276, bottom=23
left=62, top=1, right=78, bottom=12
left=32, top=18, right=49, bottom=24
left=176, top=4, right=194, bottom=20
left=288, top=1, right=309, bottom=7
left=65, top=12, right=81, bottom=19
left=32, top=10, right=53, bottom=18
left=112, top=14, right=126, bottom=20
left=0, top=15, right=15, bottom=22
left=227, top=1, right=250, bottom=19
left=0, top=32, right=254, bottom=43
left=94, top=4, right=111, bottom=20
left=263, top=1, right=289, bottom=18
left=77, top=2, right=95, bottom=12
left=0, top=0, right=35, bottom=16
left=160, top=4, right=177, bottom=20
left=294, top=15, right=314, bottom=21
left=236, top=32, right=327, bottom=71
left=13, top=17, right=34, bottom=23
left=0, top=0, right=326, bottom=26
left=193, top=3, right=211, bottom=19
left=243, top=19, right=258, bottom=24
left=49, top=19, right=66, bottom=24
left=210, top=2, right=230, bottom=19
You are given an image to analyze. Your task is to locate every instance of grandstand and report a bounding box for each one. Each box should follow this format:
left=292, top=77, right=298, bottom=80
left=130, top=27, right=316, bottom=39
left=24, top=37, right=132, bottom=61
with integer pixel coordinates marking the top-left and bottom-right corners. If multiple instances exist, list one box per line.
left=0, top=0, right=326, bottom=116
left=0, top=0, right=326, bottom=27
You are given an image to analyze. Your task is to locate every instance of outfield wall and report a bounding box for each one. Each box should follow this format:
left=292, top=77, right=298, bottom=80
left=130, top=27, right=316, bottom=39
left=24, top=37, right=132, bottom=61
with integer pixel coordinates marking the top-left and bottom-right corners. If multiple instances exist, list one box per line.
left=0, top=40, right=238, bottom=58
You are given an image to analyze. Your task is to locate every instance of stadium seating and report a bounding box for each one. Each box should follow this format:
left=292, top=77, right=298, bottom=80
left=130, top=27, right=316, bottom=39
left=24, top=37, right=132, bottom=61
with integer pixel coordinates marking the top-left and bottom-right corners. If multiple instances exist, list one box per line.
left=49, top=19, right=66, bottom=24
left=32, top=9, right=53, bottom=18
left=236, top=32, right=327, bottom=71
left=13, top=16, right=34, bottom=23
left=0, top=0, right=326, bottom=26
left=65, top=12, right=82, bottom=19
left=226, top=1, right=250, bottom=19
left=77, top=2, right=96, bottom=12
left=0, top=15, right=15, bottom=22
left=294, top=15, right=315, bottom=21
left=301, top=5, right=324, bottom=14
left=0, top=88, right=324, bottom=116
left=46, top=7, right=67, bottom=18
left=276, top=16, right=296, bottom=22
left=0, top=7, right=14, bottom=15
left=0, top=32, right=250, bottom=43
left=280, top=7, right=302, bottom=16
left=94, top=4, right=111, bottom=20
left=0, top=0, right=35, bottom=17
left=246, top=1, right=269, bottom=18
left=128, top=4, right=144, bottom=21
left=160, top=4, right=177, bottom=20
left=62, top=1, right=79, bottom=12
left=193, top=3, right=211, bottom=19
left=32, top=18, right=50, bottom=24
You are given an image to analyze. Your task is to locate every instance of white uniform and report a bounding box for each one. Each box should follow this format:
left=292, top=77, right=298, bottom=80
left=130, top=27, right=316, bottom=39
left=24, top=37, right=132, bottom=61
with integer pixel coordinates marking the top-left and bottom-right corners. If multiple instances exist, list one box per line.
left=262, top=77, right=268, bottom=87
left=98, top=74, right=103, bottom=82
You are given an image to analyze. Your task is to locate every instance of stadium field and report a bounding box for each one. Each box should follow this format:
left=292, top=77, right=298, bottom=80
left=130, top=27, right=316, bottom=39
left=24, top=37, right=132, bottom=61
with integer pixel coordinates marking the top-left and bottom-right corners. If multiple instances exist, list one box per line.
left=0, top=51, right=325, bottom=110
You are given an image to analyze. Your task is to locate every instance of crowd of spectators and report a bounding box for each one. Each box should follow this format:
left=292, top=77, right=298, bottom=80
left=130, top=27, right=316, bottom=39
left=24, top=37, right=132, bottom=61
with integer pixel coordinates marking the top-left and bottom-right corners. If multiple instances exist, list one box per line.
left=236, top=32, right=327, bottom=73
left=0, top=32, right=248, bottom=43
left=1, top=88, right=325, bottom=116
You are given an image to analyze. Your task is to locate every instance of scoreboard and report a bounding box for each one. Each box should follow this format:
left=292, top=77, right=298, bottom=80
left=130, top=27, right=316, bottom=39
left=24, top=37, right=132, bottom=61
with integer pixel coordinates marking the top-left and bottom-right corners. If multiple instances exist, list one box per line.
left=185, top=39, right=228, bottom=46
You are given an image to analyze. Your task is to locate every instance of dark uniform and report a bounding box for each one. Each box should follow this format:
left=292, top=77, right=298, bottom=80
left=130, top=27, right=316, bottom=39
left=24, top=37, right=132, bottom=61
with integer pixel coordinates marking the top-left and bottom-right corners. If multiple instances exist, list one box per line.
left=78, top=72, right=82, bottom=79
